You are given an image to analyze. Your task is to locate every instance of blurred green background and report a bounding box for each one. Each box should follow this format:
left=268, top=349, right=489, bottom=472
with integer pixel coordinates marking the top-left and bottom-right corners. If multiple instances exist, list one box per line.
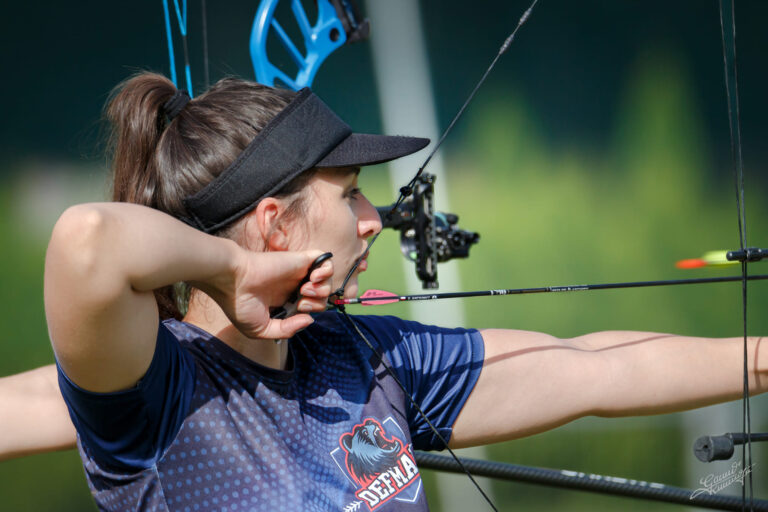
left=1, top=1, right=767, bottom=510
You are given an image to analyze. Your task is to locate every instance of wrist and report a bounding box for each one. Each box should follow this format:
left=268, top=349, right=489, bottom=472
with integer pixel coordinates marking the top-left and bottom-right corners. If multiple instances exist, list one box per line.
left=188, top=237, right=244, bottom=301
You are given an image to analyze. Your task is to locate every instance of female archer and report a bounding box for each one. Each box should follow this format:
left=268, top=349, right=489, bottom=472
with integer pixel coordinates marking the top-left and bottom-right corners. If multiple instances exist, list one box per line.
left=1, top=72, right=766, bottom=511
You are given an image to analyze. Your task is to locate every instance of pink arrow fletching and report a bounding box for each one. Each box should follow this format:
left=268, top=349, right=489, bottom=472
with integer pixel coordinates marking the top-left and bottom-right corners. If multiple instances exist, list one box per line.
left=360, top=289, right=400, bottom=305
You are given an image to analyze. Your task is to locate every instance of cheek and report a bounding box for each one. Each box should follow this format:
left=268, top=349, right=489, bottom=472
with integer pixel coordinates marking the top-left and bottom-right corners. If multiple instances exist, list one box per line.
left=286, top=193, right=325, bottom=249
left=304, top=189, right=329, bottom=228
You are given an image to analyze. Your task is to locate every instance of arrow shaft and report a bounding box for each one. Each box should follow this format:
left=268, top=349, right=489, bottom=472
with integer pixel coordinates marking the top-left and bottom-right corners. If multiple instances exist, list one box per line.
left=336, top=274, right=768, bottom=305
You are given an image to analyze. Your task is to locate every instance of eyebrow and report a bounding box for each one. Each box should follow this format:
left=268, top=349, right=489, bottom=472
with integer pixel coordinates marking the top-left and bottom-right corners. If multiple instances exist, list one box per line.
left=330, top=166, right=361, bottom=177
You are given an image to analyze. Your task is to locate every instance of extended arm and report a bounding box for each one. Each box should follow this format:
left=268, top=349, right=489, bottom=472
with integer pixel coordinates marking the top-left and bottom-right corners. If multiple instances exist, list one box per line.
left=0, top=365, right=76, bottom=460
left=45, top=202, right=331, bottom=393
left=450, top=329, right=766, bottom=447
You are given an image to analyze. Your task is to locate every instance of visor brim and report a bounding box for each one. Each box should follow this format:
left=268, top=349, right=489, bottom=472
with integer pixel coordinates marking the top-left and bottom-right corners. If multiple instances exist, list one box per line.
left=315, top=133, right=430, bottom=168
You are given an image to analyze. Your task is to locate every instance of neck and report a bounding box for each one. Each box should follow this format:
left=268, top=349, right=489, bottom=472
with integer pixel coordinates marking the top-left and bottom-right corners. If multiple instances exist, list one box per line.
left=183, top=292, right=290, bottom=370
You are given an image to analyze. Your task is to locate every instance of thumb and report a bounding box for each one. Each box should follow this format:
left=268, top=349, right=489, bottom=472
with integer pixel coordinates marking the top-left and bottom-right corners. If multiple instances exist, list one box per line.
left=258, top=314, right=315, bottom=340
left=278, top=249, right=331, bottom=283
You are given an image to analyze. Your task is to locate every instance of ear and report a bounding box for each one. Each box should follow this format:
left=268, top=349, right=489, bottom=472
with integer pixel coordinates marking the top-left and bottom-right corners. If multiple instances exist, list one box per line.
left=341, top=433, right=353, bottom=451
left=248, top=197, right=290, bottom=251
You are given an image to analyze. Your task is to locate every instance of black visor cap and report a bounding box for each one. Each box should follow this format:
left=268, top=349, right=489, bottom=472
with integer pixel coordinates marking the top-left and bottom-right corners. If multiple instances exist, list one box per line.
left=315, top=133, right=429, bottom=168
left=181, top=88, right=429, bottom=233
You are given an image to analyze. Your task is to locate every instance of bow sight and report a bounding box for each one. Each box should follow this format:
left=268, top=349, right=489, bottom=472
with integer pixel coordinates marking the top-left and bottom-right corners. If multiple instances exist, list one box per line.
left=376, top=173, right=479, bottom=289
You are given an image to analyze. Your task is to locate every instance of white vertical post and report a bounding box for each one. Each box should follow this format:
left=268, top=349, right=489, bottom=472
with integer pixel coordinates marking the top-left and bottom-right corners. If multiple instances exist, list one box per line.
left=365, top=1, right=494, bottom=510
left=364, top=0, right=464, bottom=324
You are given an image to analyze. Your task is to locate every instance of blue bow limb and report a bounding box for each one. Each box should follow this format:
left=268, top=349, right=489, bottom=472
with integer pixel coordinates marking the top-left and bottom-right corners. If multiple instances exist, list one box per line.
left=250, top=0, right=357, bottom=90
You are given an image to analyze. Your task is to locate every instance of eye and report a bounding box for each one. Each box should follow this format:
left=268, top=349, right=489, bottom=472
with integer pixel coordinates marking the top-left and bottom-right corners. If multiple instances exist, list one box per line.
left=345, top=187, right=362, bottom=200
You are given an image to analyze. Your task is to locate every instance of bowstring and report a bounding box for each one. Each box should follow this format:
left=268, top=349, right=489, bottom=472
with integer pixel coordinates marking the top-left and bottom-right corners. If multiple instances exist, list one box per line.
left=718, top=0, right=753, bottom=509
left=323, top=3, right=546, bottom=509
left=333, top=0, right=540, bottom=297
left=390, top=0, right=539, bottom=216
left=330, top=2, right=543, bottom=510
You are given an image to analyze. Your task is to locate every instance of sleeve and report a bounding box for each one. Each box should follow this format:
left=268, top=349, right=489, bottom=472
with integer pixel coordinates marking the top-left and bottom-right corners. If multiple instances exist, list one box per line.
left=352, top=315, right=485, bottom=451
left=56, top=321, right=196, bottom=471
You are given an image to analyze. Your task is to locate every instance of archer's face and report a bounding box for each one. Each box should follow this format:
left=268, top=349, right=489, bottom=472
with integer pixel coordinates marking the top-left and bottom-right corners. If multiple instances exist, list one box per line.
left=291, top=167, right=382, bottom=298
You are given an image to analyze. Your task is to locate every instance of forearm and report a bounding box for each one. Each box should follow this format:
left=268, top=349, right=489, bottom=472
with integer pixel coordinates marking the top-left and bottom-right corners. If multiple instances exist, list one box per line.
left=46, top=202, right=332, bottom=392
left=0, top=365, right=76, bottom=461
left=48, top=203, right=241, bottom=301
left=585, top=331, right=767, bottom=417
left=451, top=329, right=766, bottom=447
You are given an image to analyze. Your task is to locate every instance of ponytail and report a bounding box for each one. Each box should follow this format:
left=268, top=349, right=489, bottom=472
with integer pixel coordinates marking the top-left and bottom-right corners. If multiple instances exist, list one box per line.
left=104, top=72, right=297, bottom=318
left=106, top=73, right=175, bottom=207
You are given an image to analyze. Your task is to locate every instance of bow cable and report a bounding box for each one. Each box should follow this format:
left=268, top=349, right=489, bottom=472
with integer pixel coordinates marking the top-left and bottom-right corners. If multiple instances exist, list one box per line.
left=201, top=0, right=210, bottom=89
left=162, top=0, right=194, bottom=95
left=337, top=308, right=498, bottom=511
left=162, top=0, right=178, bottom=86
left=718, top=0, right=754, bottom=508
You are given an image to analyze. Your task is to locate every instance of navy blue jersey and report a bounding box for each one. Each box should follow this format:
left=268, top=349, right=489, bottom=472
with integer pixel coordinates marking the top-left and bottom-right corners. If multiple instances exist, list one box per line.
left=58, top=312, right=484, bottom=511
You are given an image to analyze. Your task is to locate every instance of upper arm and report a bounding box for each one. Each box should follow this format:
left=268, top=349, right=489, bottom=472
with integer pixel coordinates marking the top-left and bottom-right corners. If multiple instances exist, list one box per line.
left=55, top=323, right=197, bottom=470
left=44, top=205, right=158, bottom=393
left=449, top=328, right=606, bottom=447
left=354, top=315, right=485, bottom=450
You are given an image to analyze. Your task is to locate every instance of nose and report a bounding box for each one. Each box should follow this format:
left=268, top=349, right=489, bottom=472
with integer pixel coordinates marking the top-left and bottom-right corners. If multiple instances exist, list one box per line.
left=357, top=194, right=382, bottom=239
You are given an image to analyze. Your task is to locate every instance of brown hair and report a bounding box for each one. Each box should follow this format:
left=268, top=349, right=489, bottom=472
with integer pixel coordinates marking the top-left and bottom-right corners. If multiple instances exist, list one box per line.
left=105, top=72, right=311, bottom=319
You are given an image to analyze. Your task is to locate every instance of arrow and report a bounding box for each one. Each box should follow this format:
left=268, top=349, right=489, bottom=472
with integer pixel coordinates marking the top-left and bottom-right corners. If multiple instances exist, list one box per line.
left=335, top=274, right=768, bottom=306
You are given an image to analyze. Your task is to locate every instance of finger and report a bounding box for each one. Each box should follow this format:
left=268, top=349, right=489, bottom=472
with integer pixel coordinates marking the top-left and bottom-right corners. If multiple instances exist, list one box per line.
left=259, top=314, right=314, bottom=339
left=300, top=281, right=333, bottom=299
left=303, top=249, right=329, bottom=262
left=297, top=254, right=333, bottom=298
left=297, top=297, right=329, bottom=313
left=308, top=258, right=334, bottom=282
left=277, top=250, right=329, bottom=281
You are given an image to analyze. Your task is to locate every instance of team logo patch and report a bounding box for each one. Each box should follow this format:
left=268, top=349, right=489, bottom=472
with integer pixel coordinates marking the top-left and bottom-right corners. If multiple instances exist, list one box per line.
left=331, top=417, right=422, bottom=510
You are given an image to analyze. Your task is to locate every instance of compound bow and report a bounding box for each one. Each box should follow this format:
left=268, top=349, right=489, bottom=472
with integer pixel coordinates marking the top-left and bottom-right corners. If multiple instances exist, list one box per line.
left=166, top=1, right=767, bottom=509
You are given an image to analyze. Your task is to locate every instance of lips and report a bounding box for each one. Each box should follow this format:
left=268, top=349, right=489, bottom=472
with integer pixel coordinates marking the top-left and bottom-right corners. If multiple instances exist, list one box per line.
left=358, top=258, right=368, bottom=272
